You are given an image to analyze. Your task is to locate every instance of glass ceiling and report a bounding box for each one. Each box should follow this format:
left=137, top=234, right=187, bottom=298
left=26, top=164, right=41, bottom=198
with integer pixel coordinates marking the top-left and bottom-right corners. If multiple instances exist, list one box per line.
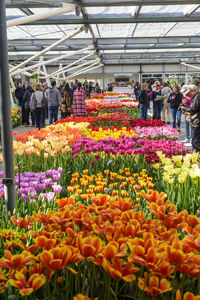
left=5, top=1, right=200, bottom=64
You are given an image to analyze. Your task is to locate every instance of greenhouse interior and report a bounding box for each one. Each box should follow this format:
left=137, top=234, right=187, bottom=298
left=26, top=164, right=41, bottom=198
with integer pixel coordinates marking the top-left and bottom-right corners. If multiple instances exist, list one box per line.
left=0, top=0, right=200, bottom=299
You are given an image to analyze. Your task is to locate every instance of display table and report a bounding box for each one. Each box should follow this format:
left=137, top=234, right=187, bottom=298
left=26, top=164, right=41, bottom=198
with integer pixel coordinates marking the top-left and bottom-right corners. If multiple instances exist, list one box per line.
left=113, top=87, right=134, bottom=95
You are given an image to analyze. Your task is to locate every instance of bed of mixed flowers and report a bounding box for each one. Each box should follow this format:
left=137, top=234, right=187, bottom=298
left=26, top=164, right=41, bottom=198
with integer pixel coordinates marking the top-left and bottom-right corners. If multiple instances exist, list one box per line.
left=0, top=99, right=199, bottom=299
left=11, top=106, right=21, bottom=128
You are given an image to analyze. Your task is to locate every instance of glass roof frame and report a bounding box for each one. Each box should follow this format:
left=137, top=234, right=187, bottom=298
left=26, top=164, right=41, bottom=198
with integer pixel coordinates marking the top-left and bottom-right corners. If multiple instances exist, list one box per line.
left=5, top=1, right=200, bottom=65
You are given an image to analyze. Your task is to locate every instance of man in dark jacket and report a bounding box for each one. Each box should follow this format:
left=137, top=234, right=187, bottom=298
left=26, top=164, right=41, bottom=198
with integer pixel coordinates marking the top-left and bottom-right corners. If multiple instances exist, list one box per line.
left=138, top=82, right=148, bottom=121
left=180, top=85, right=200, bottom=152
left=19, top=81, right=28, bottom=124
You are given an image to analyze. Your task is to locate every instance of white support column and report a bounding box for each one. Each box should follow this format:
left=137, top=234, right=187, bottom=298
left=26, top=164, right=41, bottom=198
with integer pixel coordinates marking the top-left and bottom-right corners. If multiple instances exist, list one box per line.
left=9, top=74, right=15, bottom=91
left=10, top=26, right=84, bottom=73
left=10, top=45, right=93, bottom=76
left=37, top=57, right=43, bottom=74
left=48, top=51, right=95, bottom=78
left=7, top=3, right=74, bottom=27
left=10, top=90, right=15, bottom=108
left=185, top=72, right=189, bottom=85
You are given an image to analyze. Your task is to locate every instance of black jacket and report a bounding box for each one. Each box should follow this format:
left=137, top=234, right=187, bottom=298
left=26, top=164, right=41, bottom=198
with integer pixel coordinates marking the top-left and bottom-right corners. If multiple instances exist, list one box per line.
left=150, top=90, right=161, bottom=102
left=138, top=89, right=148, bottom=105
left=168, top=92, right=183, bottom=109
left=185, top=93, right=200, bottom=127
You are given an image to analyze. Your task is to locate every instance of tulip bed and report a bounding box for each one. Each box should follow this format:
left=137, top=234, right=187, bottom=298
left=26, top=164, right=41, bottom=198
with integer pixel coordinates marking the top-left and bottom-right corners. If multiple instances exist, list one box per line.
left=0, top=103, right=200, bottom=299
left=11, top=106, right=21, bottom=128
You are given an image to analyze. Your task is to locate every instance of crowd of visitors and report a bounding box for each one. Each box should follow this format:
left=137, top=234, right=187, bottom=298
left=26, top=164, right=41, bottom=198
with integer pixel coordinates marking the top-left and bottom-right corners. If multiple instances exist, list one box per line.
left=14, top=77, right=200, bottom=153
left=15, top=80, right=90, bottom=130
left=138, top=79, right=200, bottom=152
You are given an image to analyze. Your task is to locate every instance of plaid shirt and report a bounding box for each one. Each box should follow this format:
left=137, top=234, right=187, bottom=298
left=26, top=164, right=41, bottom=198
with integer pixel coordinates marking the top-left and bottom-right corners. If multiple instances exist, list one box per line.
left=73, top=89, right=87, bottom=116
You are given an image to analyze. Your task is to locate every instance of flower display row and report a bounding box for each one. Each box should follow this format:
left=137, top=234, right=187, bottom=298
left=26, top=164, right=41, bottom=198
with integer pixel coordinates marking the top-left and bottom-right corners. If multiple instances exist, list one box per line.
left=152, top=152, right=200, bottom=212
left=0, top=169, right=200, bottom=299
left=0, top=168, right=63, bottom=203
left=1, top=97, right=200, bottom=299
left=11, top=106, right=21, bottom=128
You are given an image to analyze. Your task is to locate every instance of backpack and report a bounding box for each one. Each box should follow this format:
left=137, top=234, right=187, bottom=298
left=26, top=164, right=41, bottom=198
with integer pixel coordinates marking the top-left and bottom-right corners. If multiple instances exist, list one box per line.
left=29, top=93, right=37, bottom=112
left=42, top=92, right=48, bottom=109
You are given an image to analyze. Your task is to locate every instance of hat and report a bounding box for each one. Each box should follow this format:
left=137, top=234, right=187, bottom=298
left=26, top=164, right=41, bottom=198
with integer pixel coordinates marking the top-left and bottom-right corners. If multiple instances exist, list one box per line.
left=184, top=84, right=199, bottom=95
left=180, top=85, right=188, bottom=93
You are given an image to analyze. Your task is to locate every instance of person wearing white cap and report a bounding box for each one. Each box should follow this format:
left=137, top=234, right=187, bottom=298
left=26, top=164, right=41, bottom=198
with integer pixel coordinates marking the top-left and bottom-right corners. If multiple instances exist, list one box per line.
left=179, top=84, right=200, bottom=152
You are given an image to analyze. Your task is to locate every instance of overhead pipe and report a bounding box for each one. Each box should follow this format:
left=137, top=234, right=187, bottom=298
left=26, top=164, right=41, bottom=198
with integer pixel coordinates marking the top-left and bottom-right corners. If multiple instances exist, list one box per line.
left=10, top=26, right=84, bottom=73
left=67, top=62, right=103, bottom=79
left=7, top=3, right=74, bottom=27
left=181, top=62, right=200, bottom=71
left=42, top=58, right=100, bottom=79
left=48, top=51, right=95, bottom=78
left=10, top=45, right=93, bottom=76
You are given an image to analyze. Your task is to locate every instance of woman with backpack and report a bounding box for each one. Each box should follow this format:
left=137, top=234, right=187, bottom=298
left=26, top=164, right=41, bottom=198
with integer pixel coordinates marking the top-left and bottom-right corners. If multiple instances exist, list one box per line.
left=23, top=84, right=35, bottom=127
left=30, top=83, right=47, bottom=130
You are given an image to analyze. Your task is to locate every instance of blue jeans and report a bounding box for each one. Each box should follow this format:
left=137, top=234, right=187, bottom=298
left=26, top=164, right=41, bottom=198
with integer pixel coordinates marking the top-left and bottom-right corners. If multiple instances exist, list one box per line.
left=185, top=115, right=193, bottom=140
left=170, top=108, right=181, bottom=129
left=153, top=101, right=162, bottom=119
left=34, top=107, right=42, bottom=129
left=140, top=104, right=148, bottom=121
left=40, top=109, right=46, bottom=128
left=49, top=106, right=59, bottom=125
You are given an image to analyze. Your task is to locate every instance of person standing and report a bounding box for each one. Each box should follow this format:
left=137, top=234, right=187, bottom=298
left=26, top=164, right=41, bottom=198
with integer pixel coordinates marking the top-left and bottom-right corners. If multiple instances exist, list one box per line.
left=180, top=85, right=200, bottom=152
left=58, top=80, right=66, bottom=92
left=14, top=83, right=22, bottom=105
left=161, top=82, right=172, bottom=124
left=60, top=83, right=72, bottom=118
left=46, top=81, right=61, bottom=124
left=70, top=81, right=76, bottom=96
left=19, top=81, right=28, bottom=124
left=151, top=82, right=163, bottom=120
left=30, top=83, right=43, bottom=130
left=107, top=84, right=113, bottom=92
left=73, top=82, right=87, bottom=117
left=168, top=85, right=183, bottom=132
left=23, top=84, right=35, bottom=126
left=138, top=82, right=148, bottom=121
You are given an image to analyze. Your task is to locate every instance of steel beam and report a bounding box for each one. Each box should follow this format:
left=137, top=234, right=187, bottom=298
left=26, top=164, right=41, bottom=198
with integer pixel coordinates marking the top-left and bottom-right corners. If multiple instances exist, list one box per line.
left=10, top=27, right=84, bottom=73
left=41, top=58, right=100, bottom=79
left=7, top=4, right=75, bottom=27
left=6, top=0, right=200, bottom=8
left=181, top=62, right=200, bottom=71
left=7, top=44, right=200, bottom=52
left=6, top=16, right=200, bottom=25
left=48, top=51, right=95, bottom=78
left=8, top=36, right=200, bottom=47
left=10, top=46, right=93, bottom=75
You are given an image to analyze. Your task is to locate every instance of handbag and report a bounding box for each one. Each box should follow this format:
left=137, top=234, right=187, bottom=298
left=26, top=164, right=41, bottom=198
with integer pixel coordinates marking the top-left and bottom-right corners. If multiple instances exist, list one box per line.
left=42, top=92, right=48, bottom=109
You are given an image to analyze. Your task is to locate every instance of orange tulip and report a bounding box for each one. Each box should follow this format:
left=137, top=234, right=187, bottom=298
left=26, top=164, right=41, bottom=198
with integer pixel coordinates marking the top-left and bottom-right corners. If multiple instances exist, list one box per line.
left=73, top=294, right=98, bottom=300
left=77, top=235, right=103, bottom=257
left=34, top=235, right=57, bottom=250
left=166, top=239, right=185, bottom=265
left=10, top=216, right=34, bottom=229
left=102, top=257, right=139, bottom=281
left=176, top=290, right=200, bottom=300
left=9, top=271, right=46, bottom=296
left=39, top=246, right=75, bottom=271
left=138, top=275, right=172, bottom=296
left=0, top=250, right=36, bottom=270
